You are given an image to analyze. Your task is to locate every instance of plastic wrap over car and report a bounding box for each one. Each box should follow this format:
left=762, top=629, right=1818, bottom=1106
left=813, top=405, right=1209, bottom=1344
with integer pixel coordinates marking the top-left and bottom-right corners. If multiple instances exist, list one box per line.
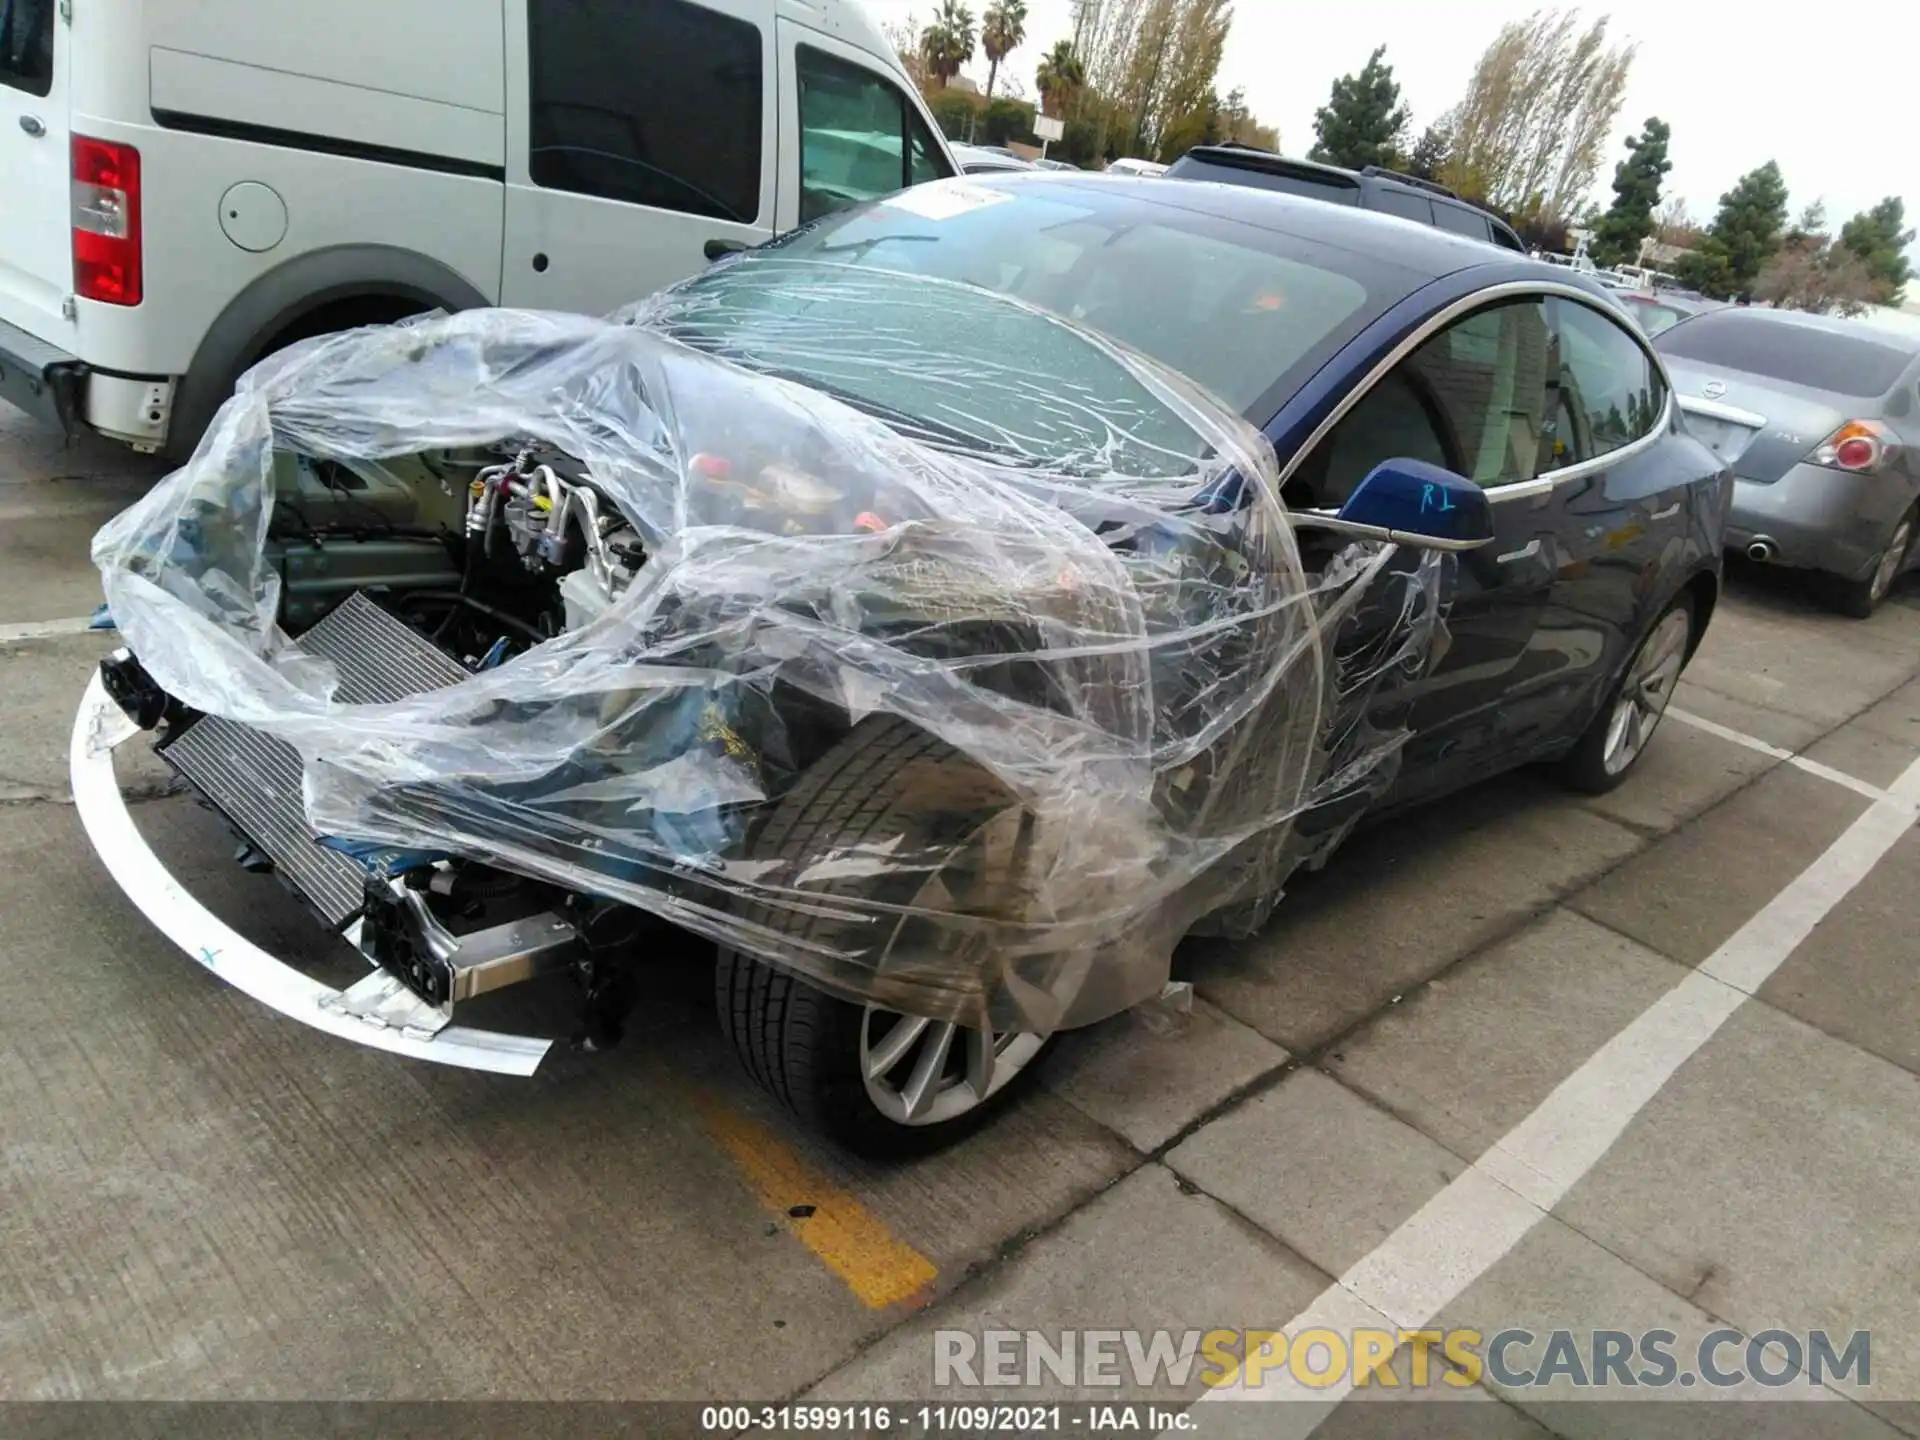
left=92, top=259, right=1446, bottom=1034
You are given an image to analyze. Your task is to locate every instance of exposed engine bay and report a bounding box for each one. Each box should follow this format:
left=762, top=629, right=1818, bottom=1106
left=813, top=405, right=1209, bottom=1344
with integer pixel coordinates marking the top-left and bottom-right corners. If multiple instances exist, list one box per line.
left=111, top=445, right=680, bottom=1048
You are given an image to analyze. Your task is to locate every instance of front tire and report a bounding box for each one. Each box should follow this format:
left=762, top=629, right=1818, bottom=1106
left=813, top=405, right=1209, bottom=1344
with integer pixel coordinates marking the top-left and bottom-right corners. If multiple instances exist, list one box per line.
left=1831, top=507, right=1914, bottom=619
left=1557, top=593, right=1694, bottom=795
left=716, top=719, right=1057, bottom=1157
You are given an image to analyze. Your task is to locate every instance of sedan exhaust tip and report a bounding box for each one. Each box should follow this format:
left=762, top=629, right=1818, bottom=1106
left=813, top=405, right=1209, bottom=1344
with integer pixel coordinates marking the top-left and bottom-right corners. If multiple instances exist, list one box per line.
left=1746, top=538, right=1780, bottom=563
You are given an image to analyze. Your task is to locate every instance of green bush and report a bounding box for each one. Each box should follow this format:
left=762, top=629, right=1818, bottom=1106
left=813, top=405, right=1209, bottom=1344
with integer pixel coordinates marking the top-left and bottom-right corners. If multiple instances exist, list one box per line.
left=979, top=97, right=1036, bottom=146
left=928, top=90, right=977, bottom=142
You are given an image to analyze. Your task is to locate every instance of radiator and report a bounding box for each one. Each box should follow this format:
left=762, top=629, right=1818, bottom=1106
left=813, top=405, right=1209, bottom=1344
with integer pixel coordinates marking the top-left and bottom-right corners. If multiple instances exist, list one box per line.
left=156, top=593, right=470, bottom=929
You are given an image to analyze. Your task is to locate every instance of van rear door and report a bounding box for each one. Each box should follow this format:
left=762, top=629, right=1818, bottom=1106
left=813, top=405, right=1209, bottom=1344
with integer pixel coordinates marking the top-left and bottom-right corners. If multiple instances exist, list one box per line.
left=499, top=0, right=777, bottom=314
left=0, top=0, right=74, bottom=339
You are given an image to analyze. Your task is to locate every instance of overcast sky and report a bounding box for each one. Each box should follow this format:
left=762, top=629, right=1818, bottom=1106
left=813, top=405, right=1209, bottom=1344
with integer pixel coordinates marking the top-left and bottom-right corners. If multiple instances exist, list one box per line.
left=859, top=0, right=1917, bottom=241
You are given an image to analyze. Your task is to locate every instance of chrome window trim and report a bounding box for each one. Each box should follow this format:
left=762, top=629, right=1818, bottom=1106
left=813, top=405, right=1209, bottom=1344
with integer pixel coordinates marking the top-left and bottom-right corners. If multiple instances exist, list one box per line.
left=1279, top=279, right=1677, bottom=508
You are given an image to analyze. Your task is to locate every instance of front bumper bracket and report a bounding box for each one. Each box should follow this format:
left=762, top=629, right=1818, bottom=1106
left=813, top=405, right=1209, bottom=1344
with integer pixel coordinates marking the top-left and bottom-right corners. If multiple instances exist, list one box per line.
left=71, top=667, right=555, bottom=1076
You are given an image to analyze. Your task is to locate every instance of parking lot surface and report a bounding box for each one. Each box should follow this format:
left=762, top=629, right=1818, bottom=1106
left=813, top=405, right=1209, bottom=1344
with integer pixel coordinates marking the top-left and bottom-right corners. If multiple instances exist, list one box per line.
left=5, top=400, right=1920, bottom=1436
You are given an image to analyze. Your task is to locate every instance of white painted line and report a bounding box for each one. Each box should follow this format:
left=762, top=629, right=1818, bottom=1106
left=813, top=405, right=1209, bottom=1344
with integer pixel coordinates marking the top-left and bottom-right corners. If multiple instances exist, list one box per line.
left=1186, top=751, right=1920, bottom=1432
left=0, top=614, right=101, bottom=643
left=1668, top=705, right=1893, bottom=804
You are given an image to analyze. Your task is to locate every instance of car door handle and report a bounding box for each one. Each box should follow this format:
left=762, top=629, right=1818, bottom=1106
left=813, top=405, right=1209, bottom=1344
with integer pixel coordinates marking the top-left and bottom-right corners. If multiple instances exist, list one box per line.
left=19, top=114, right=46, bottom=137
left=1650, top=502, right=1680, bottom=520
left=704, top=238, right=750, bottom=262
left=1496, top=538, right=1542, bottom=564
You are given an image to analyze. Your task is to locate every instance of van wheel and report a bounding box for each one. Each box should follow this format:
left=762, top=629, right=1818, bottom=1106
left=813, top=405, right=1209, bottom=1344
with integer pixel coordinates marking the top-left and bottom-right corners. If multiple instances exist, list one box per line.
left=716, top=719, right=1057, bottom=1157
left=1832, top=508, right=1915, bottom=619
left=1558, top=593, right=1694, bottom=795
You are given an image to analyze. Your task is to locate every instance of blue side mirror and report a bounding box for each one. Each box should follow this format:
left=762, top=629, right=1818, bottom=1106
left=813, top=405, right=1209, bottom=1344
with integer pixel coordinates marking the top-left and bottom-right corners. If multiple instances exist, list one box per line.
left=1333, top=458, right=1495, bottom=551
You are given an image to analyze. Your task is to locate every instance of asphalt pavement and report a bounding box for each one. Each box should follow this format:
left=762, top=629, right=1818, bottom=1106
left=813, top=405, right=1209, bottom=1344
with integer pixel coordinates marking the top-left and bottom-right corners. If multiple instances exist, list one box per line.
left=4, top=401, right=1919, bottom=1437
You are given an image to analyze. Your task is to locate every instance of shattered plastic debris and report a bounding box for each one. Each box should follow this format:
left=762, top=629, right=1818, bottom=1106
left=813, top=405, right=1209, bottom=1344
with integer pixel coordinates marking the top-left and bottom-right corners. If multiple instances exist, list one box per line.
left=1136, top=981, right=1196, bottom=1038
left=93, top=253, right=1445, bottom=1035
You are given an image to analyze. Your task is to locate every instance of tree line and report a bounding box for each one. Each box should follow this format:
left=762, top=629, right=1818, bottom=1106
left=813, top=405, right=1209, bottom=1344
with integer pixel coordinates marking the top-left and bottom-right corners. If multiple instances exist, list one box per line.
left=887, top=3, right=1911, bottom=311
left=887, top=0, right=1277, bottom=165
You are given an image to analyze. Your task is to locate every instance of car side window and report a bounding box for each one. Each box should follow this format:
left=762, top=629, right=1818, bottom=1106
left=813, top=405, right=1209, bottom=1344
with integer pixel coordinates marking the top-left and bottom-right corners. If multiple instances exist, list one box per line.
left=0, top=0, right=54, bottom=97
left=527, top=0, right=764, bottom=225
left=1432, top=203, right=1493, bottom=243
left=1374, top=189, right=1434, bottom=225
left=799, top=46, right=951, bottom=224
left=1547, top=298, right=1668, bottom=461
left=1293, top=299, right=1555, bottom=507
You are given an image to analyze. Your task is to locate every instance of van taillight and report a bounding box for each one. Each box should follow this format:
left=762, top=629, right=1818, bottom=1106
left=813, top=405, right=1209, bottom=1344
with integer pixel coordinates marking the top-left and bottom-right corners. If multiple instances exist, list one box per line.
left=72, top=136, right=142, bottom=306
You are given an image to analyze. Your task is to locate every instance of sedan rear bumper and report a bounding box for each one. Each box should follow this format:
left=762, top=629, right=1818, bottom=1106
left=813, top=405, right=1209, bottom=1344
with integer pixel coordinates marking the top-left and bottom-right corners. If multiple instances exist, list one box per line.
left=70, top=667, right=554, bottom=1076
left=1725, top=464, right=1916, bottom=581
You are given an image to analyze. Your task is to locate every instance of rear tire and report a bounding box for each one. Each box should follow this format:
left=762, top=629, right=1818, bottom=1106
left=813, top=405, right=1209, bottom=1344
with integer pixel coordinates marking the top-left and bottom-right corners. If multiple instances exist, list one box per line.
left=1557, top=592, right=1695, bottom=795
left=716, top=718, right=1057, bottom=1158
left=1831, top=508, right=1915, bottom=619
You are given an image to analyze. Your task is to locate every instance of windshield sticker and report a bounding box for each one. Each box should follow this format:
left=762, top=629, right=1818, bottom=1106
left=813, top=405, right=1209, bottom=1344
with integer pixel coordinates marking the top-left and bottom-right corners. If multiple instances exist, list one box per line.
left=882, top=180, right=1016, bottom=222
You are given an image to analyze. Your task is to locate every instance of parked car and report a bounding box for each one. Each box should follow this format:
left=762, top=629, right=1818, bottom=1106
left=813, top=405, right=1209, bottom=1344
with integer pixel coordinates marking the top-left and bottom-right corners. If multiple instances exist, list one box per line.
left=1615, top=290, right=1722, bottom=337
left=81, top=174, right=1727, bottom=1155
left=950, top=142, right=1036, bottom=175
left=1164, top=145, right=1528, bottom=253
left=0, top=0, right=953, bottom=460
left=1657, top=307, right=1920, bottom=616
left=1105, top=157, right=1168, bottom=177
left=1034, top=158, right=1079, bottom=171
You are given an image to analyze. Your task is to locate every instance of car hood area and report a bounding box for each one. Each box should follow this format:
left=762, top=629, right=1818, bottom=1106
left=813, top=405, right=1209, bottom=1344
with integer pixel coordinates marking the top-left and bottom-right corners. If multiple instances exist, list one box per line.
left=91, top=274, right=1445, bottom=1032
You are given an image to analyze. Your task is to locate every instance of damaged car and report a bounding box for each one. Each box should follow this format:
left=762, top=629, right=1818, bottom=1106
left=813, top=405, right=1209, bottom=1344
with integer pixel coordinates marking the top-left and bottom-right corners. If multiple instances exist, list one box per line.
left=77, top=175, right=1730, bottom=1155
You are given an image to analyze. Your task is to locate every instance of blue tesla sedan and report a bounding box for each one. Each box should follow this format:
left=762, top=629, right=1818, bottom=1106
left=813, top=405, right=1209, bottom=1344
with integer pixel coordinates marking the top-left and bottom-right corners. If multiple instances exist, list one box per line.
left=84, top=171, right=1730, bottom=1156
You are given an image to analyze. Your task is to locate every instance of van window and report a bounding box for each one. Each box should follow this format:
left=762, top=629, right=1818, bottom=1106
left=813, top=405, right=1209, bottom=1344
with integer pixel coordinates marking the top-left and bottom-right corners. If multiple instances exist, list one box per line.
left=797, top=46, right=948, bottom=224
left=527, top=0, right=763, bottom=225
left=0, top=0, right=54, bottom=97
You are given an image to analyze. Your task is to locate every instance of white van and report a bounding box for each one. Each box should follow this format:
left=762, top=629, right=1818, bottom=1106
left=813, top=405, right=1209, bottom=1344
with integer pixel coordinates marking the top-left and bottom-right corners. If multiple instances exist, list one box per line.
left=0, top=0, right=954, bottom=459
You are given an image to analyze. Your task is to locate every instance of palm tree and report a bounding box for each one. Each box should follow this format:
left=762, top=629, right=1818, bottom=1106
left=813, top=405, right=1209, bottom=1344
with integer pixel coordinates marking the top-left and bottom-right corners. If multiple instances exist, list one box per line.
left=920, top=1, right=977, bottom=89
left=980, top=1, right=1028, bottom=104
left=1035, top=39, right=1085, bottom=119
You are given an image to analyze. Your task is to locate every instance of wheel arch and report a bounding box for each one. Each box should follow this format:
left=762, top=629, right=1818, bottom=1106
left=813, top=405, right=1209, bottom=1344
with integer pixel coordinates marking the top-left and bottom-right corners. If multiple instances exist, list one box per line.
left=166, top=245, right=491, bottom=461
left=1680, top=564, right=1720, bottom=661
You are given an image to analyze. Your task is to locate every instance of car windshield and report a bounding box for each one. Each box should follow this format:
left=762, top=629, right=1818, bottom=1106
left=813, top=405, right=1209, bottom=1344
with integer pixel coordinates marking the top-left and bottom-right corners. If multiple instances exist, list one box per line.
left=1657, top=311, right=1914, bottom=398
left=660, top=179, right=1389, bottom=477
left=1624, top=298, right=1688, bottom=336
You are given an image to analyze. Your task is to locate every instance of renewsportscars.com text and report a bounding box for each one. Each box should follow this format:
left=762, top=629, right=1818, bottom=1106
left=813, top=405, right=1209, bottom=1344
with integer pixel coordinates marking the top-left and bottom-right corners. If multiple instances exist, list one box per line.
left=933, top=1327, right=1871, bottom=1391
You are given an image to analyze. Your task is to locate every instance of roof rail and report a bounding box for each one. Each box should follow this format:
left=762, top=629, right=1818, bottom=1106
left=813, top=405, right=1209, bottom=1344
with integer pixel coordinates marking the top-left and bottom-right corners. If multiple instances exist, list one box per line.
left=1358, top=164, right=1460, bottom=200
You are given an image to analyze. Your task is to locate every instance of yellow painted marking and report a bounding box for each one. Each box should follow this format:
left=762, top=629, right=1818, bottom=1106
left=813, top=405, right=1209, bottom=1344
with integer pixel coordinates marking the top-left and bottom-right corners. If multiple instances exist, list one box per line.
left=702, top=1101, right=938, bottom=1309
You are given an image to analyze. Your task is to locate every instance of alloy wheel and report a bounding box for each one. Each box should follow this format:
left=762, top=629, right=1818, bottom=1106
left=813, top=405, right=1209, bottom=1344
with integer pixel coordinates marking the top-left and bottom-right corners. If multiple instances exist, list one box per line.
left=1869, top=518, right=1913, bottom=605
left=1601, top=608, right=1690, bottom=777
left=858, top=1010, right=1048, bottom=1126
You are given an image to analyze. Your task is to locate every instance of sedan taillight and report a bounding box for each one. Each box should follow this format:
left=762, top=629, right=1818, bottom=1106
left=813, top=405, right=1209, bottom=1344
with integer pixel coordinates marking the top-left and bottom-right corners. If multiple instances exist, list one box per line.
left=72, top=135, right=143, bottom=306
left=1807, top=419, right=1898, bottom=475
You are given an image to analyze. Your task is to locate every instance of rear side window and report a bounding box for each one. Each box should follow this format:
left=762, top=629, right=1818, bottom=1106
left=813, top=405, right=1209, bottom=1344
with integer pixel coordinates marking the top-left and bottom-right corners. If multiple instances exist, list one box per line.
left=1657, top=311, right=1912, bottom=399
left=1549, top=298, right=1666, bottom=462
left=797, top=46, right=949, bottom=224
left=528, top=0, right=763, bottom=225
left=1432, top=203, right=1493, bottom=243
left=0, top=0, right=54, bottom=96
left=1373, top=189, right=1434, bottom=225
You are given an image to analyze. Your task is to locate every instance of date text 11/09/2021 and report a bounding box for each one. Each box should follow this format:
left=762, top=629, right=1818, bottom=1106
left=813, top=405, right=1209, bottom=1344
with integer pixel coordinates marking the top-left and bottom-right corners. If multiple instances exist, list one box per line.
left=700, top=1405, right=1194, bottom=1433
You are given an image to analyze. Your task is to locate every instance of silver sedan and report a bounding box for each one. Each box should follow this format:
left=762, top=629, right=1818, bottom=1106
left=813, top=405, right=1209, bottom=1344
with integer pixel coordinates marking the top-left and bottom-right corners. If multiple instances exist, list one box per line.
left=1658, top=308, right=1920, bottom=616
